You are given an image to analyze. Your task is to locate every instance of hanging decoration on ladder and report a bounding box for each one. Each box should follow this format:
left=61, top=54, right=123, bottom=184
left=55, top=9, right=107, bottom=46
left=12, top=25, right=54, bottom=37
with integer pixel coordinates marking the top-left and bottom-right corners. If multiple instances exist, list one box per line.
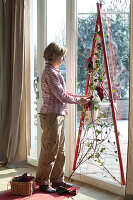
left=68, top=3, right=126, bottom=186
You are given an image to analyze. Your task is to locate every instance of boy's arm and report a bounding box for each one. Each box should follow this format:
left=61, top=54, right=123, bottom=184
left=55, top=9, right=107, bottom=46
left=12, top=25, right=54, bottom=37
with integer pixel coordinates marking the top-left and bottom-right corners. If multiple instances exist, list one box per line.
left=45, top=70, right=81, bottom=104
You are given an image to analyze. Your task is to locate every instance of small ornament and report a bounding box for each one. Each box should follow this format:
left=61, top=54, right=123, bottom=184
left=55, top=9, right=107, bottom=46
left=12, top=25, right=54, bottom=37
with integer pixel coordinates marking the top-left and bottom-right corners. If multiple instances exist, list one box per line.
left=95, top=82, right=105, bottom=101
left=87, top=59, right=93, bottom=70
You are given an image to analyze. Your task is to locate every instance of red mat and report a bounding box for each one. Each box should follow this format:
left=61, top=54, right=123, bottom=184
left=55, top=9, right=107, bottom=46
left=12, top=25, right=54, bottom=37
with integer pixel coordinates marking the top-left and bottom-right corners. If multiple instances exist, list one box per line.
left=0, top=186, right=80, bottom=200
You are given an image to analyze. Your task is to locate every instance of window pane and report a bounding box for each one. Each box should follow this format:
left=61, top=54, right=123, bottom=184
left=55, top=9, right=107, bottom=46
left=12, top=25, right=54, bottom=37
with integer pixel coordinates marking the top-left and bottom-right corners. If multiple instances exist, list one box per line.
left=47, top=0, right=66, bottom=80
left=30, top=0, right=37, bottom=158
left=76, top=0, right=130, bottom=185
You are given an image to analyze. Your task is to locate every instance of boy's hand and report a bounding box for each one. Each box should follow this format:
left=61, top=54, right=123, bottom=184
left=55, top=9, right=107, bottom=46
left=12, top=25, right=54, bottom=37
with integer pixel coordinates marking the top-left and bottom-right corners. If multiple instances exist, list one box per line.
left=80, top=97, right=90, bottom=104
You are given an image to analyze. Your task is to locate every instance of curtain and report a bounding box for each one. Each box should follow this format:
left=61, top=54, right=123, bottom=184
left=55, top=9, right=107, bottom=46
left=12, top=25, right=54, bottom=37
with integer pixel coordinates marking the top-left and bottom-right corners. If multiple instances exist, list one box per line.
left=0, top=1, right=4, bottom=140
left=125, top=1, right=133, bottom=199
left=0, top=0, right=30, bottom=168
left=23, top=0, right=31, bottom=157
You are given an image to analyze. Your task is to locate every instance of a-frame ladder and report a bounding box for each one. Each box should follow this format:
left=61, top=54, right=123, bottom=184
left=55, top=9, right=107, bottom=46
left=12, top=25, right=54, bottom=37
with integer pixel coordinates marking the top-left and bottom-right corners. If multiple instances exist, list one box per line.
left=72, top=3, right=126, bottom=186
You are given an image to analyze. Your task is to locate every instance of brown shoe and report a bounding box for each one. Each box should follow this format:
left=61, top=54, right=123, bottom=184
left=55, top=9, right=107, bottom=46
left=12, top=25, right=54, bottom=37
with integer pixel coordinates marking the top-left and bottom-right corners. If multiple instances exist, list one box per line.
left=52, top=181, right=73, bottom=188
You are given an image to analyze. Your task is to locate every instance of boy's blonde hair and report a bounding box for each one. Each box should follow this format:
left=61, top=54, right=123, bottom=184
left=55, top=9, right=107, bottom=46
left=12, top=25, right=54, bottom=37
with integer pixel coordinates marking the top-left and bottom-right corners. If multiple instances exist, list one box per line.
left=43, top=42, right=67, bottom=62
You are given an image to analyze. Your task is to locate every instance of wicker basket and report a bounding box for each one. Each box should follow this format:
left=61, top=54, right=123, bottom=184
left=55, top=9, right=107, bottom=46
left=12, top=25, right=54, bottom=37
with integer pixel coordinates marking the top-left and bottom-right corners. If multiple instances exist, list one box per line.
left=10, top=178, right=35, bottom=196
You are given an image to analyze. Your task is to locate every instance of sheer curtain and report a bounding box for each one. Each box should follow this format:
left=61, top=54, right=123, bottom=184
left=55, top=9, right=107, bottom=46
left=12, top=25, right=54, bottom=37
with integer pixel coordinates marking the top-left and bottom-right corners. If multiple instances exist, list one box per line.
left=125, top=1, right=133, bottom=199
left=0, top=0, right=30, bottom=168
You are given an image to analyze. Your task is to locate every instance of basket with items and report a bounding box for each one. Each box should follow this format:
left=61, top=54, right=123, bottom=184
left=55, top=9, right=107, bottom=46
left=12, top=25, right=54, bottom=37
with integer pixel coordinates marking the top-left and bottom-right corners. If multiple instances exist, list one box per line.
left=9, top=173, right=35, bottom=196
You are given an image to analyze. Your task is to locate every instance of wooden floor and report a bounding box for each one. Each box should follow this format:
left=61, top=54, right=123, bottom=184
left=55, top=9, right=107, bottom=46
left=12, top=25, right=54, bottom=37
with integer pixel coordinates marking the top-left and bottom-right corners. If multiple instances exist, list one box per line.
left=0, top=164, right=124, bottom=200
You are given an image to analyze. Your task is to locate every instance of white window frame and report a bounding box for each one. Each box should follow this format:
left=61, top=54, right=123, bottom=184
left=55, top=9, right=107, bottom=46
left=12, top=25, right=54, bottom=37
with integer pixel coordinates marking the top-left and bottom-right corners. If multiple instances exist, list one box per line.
left=27, top=0, right=47, bottom=166
left=65, top=0, right=77, bottom=177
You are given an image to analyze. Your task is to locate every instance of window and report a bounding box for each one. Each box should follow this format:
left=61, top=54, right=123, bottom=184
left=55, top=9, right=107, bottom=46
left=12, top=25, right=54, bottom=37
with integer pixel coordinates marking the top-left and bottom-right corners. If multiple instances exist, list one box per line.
left=47, top=0, right=66, bottom=80
left=76, top=0, right=129, bottom=186
left=28, top=0, right=130, bottom=194
left=29, top=0, right=66, bottom=162
left=29, top=0, right=37, bottom=159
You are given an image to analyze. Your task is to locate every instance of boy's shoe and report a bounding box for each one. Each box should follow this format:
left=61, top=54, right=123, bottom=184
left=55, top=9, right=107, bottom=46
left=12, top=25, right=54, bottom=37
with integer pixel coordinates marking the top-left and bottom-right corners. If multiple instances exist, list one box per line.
left=39, top=185, right=56, bottom=193
left=52, top=181, right=73, bottom=188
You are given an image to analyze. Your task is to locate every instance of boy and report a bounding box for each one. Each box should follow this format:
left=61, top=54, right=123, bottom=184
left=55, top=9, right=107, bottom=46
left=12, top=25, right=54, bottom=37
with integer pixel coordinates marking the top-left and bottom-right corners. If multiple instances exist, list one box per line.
left=36, top=42, right=90, bottom=193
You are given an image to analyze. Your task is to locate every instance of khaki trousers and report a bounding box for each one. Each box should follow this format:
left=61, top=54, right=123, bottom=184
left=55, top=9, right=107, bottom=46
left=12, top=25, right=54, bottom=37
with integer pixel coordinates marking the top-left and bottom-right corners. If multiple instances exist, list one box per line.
left=36, top=113, right=65, bottom=185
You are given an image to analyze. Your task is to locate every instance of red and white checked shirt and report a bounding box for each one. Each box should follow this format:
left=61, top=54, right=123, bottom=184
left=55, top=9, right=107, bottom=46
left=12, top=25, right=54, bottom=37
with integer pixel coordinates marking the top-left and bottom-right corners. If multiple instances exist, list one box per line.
left=40, top=63, right=81, bottom=115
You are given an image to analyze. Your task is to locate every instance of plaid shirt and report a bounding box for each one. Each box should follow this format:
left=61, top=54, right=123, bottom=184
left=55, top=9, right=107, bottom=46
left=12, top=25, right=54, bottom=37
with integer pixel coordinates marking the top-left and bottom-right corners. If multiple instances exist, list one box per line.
left=40, top=64, right=81, bottom=115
